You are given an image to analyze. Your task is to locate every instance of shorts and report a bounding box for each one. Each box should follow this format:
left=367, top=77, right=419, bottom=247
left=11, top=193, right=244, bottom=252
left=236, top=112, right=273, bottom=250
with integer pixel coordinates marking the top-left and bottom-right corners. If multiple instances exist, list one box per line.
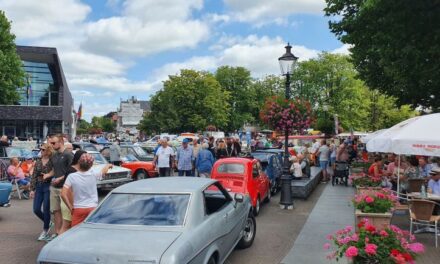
left=17, top=178, right=30, bottom=186
left=320, top=161, right=329, bottom=170
left=60, top=199, right=72, bottom=221
left=50, top=186, right=62, bottom=212
left=330, top=157, right=336, bottom=166
left=72, top=207, right=95, bottom=227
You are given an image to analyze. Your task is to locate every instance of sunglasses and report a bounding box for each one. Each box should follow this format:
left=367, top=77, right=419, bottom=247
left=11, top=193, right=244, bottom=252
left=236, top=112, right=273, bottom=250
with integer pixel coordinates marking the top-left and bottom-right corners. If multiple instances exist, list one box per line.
left=40, top=148, right=47, bottom=151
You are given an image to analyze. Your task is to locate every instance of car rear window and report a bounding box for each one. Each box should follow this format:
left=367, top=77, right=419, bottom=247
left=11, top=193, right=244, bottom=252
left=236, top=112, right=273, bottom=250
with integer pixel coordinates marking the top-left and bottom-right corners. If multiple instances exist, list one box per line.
left=86, top=193, right=190, bottom=226
left=216, top=163, right=245, bottom=174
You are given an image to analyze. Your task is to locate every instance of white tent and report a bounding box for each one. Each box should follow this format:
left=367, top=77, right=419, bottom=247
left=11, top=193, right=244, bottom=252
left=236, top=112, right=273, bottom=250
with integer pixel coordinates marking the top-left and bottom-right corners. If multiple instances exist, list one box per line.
left=366, top=113, right=440, bottom=194
left=360, top=129, right=386, bottom=144
left=366, top=113, right=440, bottom=156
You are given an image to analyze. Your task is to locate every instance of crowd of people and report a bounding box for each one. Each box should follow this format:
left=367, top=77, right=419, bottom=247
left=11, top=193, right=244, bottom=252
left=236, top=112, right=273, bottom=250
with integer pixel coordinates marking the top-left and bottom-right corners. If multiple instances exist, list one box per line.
left=3, top=134, right=107, bottom=242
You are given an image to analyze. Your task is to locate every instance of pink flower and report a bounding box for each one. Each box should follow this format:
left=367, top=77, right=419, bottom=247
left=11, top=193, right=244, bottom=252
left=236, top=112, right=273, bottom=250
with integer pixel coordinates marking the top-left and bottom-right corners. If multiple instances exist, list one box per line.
left=379, top=230, right=389, bottom=237
left=351, top=233, right=359, bottom=242
left=408, top=243, right=425, bottom=253
left=323, top=243, right=331, bottom=250
left=344, top=226, right=353, bottom=232
left=345, top=246, right=358, bottom=258
left=365, top=243, right=378, bottom=255
left=365, top=196, right=374, bottom=203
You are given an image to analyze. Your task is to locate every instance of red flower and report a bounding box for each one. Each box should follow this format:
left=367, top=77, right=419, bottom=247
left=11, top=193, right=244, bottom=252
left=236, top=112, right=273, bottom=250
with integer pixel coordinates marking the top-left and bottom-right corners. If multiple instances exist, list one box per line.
left=402, top=252, right=413, bottom=261
left=365, top=196, right=374, bottom=203
left=391, top=249, right=400, bottom=256
left=365, top=225, right=376, bottom=233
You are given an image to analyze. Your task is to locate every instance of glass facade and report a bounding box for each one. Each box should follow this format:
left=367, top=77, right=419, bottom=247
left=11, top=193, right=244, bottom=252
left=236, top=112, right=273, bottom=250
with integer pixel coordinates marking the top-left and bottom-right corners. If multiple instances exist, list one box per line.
left=17, top=61, right=59, bottom=106
left=0, top=120, right=62, bottom=140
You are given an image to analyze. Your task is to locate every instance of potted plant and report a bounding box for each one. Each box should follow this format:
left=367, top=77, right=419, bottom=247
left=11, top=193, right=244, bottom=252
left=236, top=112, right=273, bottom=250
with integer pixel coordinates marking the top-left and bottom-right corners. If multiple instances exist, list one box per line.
left=352, top=175, right=382, bottom=195
left=260, top=96, right=313, bottom=133
left=353, top=191, right=397, bottom=230
left=324, top=219, right=425, bottom=263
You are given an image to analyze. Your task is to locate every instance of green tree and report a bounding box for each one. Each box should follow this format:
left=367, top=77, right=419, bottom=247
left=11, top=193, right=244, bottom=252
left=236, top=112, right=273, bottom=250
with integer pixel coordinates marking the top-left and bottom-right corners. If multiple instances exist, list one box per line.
left=291, top=53, right=417, bottom=132
left=0, top=11, right=25, bottom=104
left=91, top=116, right=115, bottom=132
left=139, top=69, right=230, bottom=133
left=325, top=0, right=440, bottom=111
left=76, top=119, right=91, bottom=135
left=215, top=66, right=254, bottom=131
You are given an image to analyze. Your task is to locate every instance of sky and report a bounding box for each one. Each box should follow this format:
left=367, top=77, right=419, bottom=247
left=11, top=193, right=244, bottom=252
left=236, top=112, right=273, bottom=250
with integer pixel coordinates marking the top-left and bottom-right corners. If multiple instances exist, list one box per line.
left=0, top=0, right=348, bottom=121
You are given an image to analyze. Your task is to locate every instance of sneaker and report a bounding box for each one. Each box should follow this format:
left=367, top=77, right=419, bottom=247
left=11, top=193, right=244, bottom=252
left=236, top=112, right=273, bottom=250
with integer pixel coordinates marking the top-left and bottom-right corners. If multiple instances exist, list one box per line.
left=47, top=221, right=54, bottom=233
left=37, top=231, right=49, bottom=241
left=45, top=233, right=57, bottom=242
left=22, top=191, right=29, bottom=200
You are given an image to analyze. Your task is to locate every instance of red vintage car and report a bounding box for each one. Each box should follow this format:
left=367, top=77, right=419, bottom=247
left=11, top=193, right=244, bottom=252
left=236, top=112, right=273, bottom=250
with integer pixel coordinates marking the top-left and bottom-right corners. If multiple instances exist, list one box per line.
left=120, top=154, right=158, bottom=180
left=211, top=157, right=271, bottom=216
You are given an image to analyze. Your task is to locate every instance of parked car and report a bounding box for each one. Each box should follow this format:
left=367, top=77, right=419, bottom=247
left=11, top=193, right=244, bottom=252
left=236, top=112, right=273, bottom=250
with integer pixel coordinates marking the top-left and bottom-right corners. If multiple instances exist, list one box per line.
left=120, top=154, right=158, bottom=180
left=211, top=157, right=271, bottom=216
left=37, top=177, right=256, bottom=264
left=120, top=145, right=154, bottom=161
left=251, top=152, right=283, bottom=194
left=140, top=135, right=161, bottom=151
left=87, top=151, right=132, bottom=189
left=72, top=142, right=99, bottom=152
left=0, top=181, right=12, bottom=207
left=0, top=146, right=38, bottom=160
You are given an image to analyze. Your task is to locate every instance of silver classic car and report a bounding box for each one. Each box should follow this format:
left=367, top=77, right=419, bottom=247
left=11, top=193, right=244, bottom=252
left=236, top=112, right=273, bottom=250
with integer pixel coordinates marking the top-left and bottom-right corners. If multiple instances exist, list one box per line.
left=37, top=177, right=256, bottom=264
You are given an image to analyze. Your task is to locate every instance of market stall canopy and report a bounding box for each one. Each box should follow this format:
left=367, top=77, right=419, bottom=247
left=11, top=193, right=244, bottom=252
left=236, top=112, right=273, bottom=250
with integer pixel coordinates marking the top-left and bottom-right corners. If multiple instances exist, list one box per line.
left=366, top=113, right=440, bottom=156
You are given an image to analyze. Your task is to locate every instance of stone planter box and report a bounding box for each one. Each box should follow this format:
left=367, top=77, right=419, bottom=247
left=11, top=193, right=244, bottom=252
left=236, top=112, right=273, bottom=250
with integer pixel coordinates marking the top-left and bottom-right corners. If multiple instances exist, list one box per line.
left=356, top=186, right=383, bottom=196
left=355, top=209, right=392, bottom=231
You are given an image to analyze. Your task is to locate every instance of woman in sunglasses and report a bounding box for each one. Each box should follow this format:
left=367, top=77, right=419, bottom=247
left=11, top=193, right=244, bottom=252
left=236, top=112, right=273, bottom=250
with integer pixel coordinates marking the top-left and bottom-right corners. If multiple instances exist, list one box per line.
left=30, top=143, right=55, bottom=241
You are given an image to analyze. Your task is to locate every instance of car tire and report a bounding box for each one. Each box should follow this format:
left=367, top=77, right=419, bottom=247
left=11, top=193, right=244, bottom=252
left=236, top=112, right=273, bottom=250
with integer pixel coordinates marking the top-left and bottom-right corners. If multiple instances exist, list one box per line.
left=207, top=255, right=217, bottom=264
left=237, top=213, right=256, bottom=249
left=135, top=170, right=147, bottom=180
left=264, top=188, right=271, bottom=203
left=253, top=197, right=260, bottom=216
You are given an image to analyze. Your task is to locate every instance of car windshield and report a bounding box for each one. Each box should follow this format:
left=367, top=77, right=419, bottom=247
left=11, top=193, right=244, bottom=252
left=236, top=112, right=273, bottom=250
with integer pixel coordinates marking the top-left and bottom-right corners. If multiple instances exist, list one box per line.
left=5, top=147, right=33, bottom=158
left=122, top=154, right=139, bottom=162
left=216, top=163, right=245, bottom=174
left=132, top=146, right=147, bottom=156
left=251, top=153, right=269, bottom=162
left=89, top=153, right=108, bottom=164
left=87, top=193, right=190, bottom=226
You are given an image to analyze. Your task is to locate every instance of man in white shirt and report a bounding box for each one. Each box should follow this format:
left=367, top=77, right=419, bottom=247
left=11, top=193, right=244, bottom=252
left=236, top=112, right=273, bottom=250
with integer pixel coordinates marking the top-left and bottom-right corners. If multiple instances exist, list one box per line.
left=153, top=139, right=175, bottom=177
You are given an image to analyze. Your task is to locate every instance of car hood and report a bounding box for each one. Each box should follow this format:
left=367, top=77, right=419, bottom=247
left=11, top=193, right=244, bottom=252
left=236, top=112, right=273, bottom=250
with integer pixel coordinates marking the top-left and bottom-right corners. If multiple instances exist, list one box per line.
left=124, top=161, right=153, bottom=167
left=92, top=164, right=131, bottom=173
left=38, top=225, right=182, bottom=264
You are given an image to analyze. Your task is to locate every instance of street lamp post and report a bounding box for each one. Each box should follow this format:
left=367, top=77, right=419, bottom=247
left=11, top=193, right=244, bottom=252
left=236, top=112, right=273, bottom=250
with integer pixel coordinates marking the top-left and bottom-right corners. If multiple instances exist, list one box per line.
left=278, top=43, right=298, bottom=209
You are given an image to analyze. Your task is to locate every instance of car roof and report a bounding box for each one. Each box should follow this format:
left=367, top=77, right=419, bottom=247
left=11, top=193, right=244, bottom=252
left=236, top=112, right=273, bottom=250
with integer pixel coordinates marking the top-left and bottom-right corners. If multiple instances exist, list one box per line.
left=86, top=151, right=100, bottom=154
left=215, top=157, right=255, bottom=164
left=113, top=177, right=217, bottom=193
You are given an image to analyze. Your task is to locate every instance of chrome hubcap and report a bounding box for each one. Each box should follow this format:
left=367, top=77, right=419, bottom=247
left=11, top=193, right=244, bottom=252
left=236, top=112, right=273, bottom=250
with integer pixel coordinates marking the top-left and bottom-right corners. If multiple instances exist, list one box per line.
left=244, top=218, right=254, bottom=242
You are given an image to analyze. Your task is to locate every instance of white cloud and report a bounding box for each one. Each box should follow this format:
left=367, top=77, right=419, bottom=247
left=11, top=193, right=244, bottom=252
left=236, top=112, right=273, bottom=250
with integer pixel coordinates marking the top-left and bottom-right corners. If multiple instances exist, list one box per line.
left=62, top=51, right=128, bottom=78
left=224, top=0, right=325, bottom=24
left=83, top=17, right=209, bottom=57
left=0, top=0, right=90, bottom=39
left=332, top=44, right=352, bottom=55
left=157, top=35, right=320, bottom=78
left=71, top=90, right=94, bottom=97
left=79, top=102, right=117, bottom=121
left=83, top=0, right=209, bottom=57
left=69, top=76, right=156, bottom=93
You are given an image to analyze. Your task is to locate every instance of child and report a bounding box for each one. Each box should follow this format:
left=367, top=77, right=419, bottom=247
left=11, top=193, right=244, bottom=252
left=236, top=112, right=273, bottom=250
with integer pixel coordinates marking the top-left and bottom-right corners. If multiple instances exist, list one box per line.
left=290, top=156, right=303, bottom=178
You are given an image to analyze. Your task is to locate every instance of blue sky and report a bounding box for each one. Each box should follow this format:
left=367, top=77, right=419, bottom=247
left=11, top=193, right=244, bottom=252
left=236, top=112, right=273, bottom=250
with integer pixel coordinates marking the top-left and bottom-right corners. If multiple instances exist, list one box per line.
left=0, top=0, right=348, bottom=121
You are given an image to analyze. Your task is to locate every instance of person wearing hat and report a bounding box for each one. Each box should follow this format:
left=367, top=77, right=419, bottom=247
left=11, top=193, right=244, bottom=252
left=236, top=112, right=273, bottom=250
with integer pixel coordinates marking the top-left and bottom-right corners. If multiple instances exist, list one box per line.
left=176, top=138, right=194, bottom=176
left=428, top=167, right=440, bottom=195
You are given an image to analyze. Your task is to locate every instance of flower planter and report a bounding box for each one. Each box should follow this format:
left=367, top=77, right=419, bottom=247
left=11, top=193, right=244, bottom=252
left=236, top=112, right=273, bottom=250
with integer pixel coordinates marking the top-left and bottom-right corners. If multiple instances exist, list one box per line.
left=355, top=209, right=392, bottom=232
left=356, top=187, right=383, bottom=196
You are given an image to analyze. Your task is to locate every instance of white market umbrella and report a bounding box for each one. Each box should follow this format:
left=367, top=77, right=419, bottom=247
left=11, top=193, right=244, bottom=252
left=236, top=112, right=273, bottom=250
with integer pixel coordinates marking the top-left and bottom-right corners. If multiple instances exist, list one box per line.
left=366, top=113, right=440, bottom=156
left=360, top=129, right=386, bottom=144
left=366, top=113, right=440, bottom=195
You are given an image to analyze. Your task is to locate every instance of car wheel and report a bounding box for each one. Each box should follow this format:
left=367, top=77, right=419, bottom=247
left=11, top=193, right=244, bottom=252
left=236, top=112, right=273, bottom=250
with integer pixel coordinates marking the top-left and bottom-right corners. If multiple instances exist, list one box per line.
left=264, top=188, right=271, bottom=203
left=237, top=213, right=256, bottom=249
left=135, top=170, right=147, bottom=180
left=207, top=255, right=217, bottom=264
left=253, top=197, right=260, bottom=216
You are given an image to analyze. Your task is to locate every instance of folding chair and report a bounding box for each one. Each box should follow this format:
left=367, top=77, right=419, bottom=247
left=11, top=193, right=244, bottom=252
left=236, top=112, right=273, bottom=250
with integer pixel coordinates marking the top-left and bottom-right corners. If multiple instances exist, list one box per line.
left=408, top=178, right=426, bottom=193
left=409, top=199, right=440, bottom=248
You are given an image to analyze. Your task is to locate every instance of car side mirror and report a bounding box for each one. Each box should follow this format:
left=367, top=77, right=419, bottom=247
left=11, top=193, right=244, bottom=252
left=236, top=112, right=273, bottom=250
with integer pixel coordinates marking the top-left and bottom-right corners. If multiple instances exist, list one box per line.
left=234, top=193, right=244, bottom=203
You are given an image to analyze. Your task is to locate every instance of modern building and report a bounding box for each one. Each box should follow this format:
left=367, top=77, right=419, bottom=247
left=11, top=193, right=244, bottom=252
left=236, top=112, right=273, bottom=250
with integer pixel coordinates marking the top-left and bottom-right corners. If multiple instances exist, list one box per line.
left=0, top=46, right=74, bottom=140
left=116, top=96, right=150, bottom=138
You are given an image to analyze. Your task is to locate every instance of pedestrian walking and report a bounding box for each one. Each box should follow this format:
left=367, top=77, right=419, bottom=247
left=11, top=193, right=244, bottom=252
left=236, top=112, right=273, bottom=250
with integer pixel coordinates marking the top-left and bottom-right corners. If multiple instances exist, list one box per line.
left=48, top=134, right=73, bottom=241
left=192, top=139, right=201, bottom=176
left=216, top=140, right=228, bottom=159
left=153, top=139, right=175, bottom=177
left=176, top=139, right=194, bottom=176
left=29, top=143, right=54, bottom=241
left=317, top=140, right=330, bottom=182
left=59, top=150, right=86, bottom=234
left=109, top=139, right=121, bottom=166
left=61, top=154, right=113, bottom=227
left=196, top=143, right=215, bottom=178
